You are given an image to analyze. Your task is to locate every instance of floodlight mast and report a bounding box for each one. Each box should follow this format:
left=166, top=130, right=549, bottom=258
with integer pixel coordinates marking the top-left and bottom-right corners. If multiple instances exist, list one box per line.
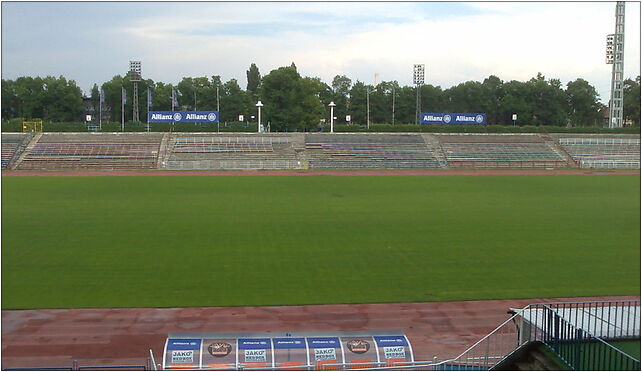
left=129, top=61, right=142, bottom=123
left=413, top=64, right=425, bottom=125
left=607, top=2, right=625, bottom=128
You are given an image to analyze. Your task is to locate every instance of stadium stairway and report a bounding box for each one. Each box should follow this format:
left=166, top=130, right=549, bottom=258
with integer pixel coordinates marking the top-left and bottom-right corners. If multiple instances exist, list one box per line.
left=11, top=133, right=42, bottom=170
left=2, top=133, right=33, bottom=169
left=422, top=134, right=449, bottom=168
left=541, top=134, right=579, bottom=168
left=157, top=132, right=173, bottom=169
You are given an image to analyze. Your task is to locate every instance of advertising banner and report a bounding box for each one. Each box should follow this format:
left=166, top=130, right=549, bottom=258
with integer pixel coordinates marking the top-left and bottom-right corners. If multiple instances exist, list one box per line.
left=373, top=335, right=412, bottom=365
left=272, top=338, right=308, bottom=368
left=420, top=113, right=486, bottom=125
left=165, top=339, right=202, bottom=369
left=341, top=336, right=377, bottom=368
left=148, top=111, right=219, bottom=123
left=238, top=338, right=272, bottom=367
left=201, top=338, right=236, bottom=369
left=307, top=337, right=341, bottom=368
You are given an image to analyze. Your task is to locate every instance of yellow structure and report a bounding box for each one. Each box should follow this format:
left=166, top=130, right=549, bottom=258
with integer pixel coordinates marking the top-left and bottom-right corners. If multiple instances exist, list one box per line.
left=22, top=120, right=43, bottom=133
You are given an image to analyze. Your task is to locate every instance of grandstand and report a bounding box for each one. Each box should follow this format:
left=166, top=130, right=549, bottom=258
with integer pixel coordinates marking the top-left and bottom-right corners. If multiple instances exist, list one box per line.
left=4, top=132, right=642, bottom=171
left=163, top=133, right=301, bottom=170
left=15, top=133, right=163, bottom=170
left=556, top=137, right=641, bottom=169
left=1, top=133, right=32, bottom=169
left=436, top=134, right=571, bottom=168
left=305, top=133, right=442, bottom=169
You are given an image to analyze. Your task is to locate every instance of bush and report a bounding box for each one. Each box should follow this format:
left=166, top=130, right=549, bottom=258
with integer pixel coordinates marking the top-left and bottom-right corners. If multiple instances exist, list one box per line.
left=1, top=121, right=259, bottom=133
left=318, top=123, right=640, bottom=134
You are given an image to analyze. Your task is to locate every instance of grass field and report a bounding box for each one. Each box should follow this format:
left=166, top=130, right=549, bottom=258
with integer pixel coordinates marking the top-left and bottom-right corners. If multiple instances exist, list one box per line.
left=2, top=175, right=639, bottom=309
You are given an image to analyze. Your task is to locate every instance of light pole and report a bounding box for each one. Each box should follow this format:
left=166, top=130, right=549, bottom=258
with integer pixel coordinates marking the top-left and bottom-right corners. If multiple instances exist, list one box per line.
left=216, top=86, right=220, bottom=113
left=328, top=101, right=336, bottom=133
left=392, top=87, right=395, bottom=125
left=256, top=100, right=263, bottom=133
left=366, top=88, right=375, bottom=129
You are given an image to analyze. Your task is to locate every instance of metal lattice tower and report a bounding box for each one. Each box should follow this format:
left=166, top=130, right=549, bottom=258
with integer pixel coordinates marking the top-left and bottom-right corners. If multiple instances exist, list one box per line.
left=608, top=2, right=625, bottom=128
left=130, top=61, right=142, bottom=122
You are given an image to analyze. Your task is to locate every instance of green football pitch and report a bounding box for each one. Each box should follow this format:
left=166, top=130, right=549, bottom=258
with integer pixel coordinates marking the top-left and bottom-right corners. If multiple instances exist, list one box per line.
left=1, top=175, right=639, bottom=309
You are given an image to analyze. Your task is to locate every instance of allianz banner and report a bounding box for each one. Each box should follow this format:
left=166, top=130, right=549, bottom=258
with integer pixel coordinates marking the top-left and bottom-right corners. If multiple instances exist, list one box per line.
left=148, top=111, right=219, bottom=123
left=420, top=113, right=486, bottom=125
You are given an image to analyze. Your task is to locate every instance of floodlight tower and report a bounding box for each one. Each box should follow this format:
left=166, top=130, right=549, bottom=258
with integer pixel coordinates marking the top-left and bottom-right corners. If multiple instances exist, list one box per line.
left=129, top=61, right=142, bottom=122
left=413, top=64, right=425, bottom=125
left=607, top=2, right=625, bottom=128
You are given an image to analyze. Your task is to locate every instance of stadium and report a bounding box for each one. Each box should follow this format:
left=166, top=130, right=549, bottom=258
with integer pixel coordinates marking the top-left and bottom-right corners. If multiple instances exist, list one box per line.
left=2, top=1, right=641, bottom=371
left=1, top=130, right=640, bottom=370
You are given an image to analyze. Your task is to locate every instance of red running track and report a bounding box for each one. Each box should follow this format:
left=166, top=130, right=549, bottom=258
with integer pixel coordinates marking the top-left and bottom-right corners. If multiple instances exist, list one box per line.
left=2, top=296, right=638, bottom=369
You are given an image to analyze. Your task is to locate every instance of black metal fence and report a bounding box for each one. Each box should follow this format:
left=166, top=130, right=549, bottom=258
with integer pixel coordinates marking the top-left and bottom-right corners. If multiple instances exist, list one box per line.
left=524, top=300, right=640, bottom=370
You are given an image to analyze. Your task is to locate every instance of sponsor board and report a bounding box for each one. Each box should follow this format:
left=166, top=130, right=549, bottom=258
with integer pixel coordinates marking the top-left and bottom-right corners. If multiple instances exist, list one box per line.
left=167, top=338, right=202, bottom=350
left=273, top=338, right=306, bottom=349
left=420, top=113, right=486, bottom=125
left=245, top=349, right=267, bottom=363
left=314, top=348, right=337, bottom=361
left=148, top=111, right=219, bottom=123
left=373, top=336, right=408, bottom=347
left=346, top=339, right=370, bottom=354
left=383, top=346, right=406, bottom=359
left=208, top=342, right=232, bottom=357
left=307, top=337, right=340, bottom=348
left=171, top=350, right=194, bottom=363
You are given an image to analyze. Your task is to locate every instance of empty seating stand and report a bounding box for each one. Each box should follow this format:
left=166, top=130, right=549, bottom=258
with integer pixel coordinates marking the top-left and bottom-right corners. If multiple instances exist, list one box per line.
left=305, top=134, right=440, bottom=169
left=557, top=137, right=641, bottom=169
left=165, top=134, right=300, bottom=170
left=16, top=133, right=162, bottom=170
left=1, top=133, right=32, bottom=169
left=437, top=134, right=569, bottom=168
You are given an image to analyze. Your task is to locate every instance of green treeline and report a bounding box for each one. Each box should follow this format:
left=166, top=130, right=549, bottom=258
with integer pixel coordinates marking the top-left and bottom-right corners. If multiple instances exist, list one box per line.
left=2, top=64, right=640, bottom=132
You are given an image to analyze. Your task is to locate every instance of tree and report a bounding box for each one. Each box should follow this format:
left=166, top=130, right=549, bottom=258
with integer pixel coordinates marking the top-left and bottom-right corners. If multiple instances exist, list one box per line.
left=482, top=75, right=504, bottom=124
left=331, top=75, right=352, bottom=123
left=220, top=78, right=252, bottom=122
left=90, top=84, right=100, bottom=113
left=623, top=76, right=640, bottom=126
left=566, top=78, right=602, bottom=126
left=1, top=79, right=18, bottom=120
left=246, top=63, right=261, bottom=101
left=348, top=81, right=368, bottom=124
left=259, top=65, right=323, bottom=131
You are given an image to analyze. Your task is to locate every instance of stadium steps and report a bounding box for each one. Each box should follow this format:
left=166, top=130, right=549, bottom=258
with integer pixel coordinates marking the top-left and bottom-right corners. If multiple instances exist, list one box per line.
left=541, top=134, right=579, bottom=168
left=11, top=132, right=42, bottom=170
left=157, top=132, right=172, bottom=169
left=2, top=133, right=32, bottom=169
left=290, top=133, right=309, bottom=169
left=422, top=134, right=449, bottom=168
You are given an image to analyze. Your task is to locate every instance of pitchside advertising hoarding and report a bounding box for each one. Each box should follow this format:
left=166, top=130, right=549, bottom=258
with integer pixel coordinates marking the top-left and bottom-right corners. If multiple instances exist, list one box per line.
left=420, top=113, right=486, bottom=125
left=148, top=111, right=219, bottom=123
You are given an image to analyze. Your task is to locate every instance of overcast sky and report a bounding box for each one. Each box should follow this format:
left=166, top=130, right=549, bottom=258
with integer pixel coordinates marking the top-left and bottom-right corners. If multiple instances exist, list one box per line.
left=2, top=1, right=640, bottom=104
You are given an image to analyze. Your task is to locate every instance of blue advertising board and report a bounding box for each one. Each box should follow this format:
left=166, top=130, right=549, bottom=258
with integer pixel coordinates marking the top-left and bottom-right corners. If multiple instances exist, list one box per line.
left=373, top=336, right=408, bottom=347
left=420, top=113, right=486, bottom=125
left=167, top=339, right=202, bottom=350
left=238, top=338, right=272, bottom=349
left=306, top=337, right=341, bottom=348
left=272, top=338, right=307, bottom=349
left=148, top=111, right=219, bottom=123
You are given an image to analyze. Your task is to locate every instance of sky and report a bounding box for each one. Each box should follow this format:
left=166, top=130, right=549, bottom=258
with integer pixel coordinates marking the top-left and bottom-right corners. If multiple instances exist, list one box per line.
left=1, top=1, right=640, bottom=104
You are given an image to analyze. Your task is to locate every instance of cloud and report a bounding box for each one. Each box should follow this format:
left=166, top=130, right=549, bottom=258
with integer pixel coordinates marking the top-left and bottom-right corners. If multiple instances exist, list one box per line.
left=1, top=2, right=639, bottom=104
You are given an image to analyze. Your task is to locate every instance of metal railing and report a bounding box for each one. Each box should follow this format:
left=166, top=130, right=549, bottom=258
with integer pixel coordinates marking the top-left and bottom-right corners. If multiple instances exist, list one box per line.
left=559, top=138, right=641, bottom=145
left=522, top=300, right=641, bottom=370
